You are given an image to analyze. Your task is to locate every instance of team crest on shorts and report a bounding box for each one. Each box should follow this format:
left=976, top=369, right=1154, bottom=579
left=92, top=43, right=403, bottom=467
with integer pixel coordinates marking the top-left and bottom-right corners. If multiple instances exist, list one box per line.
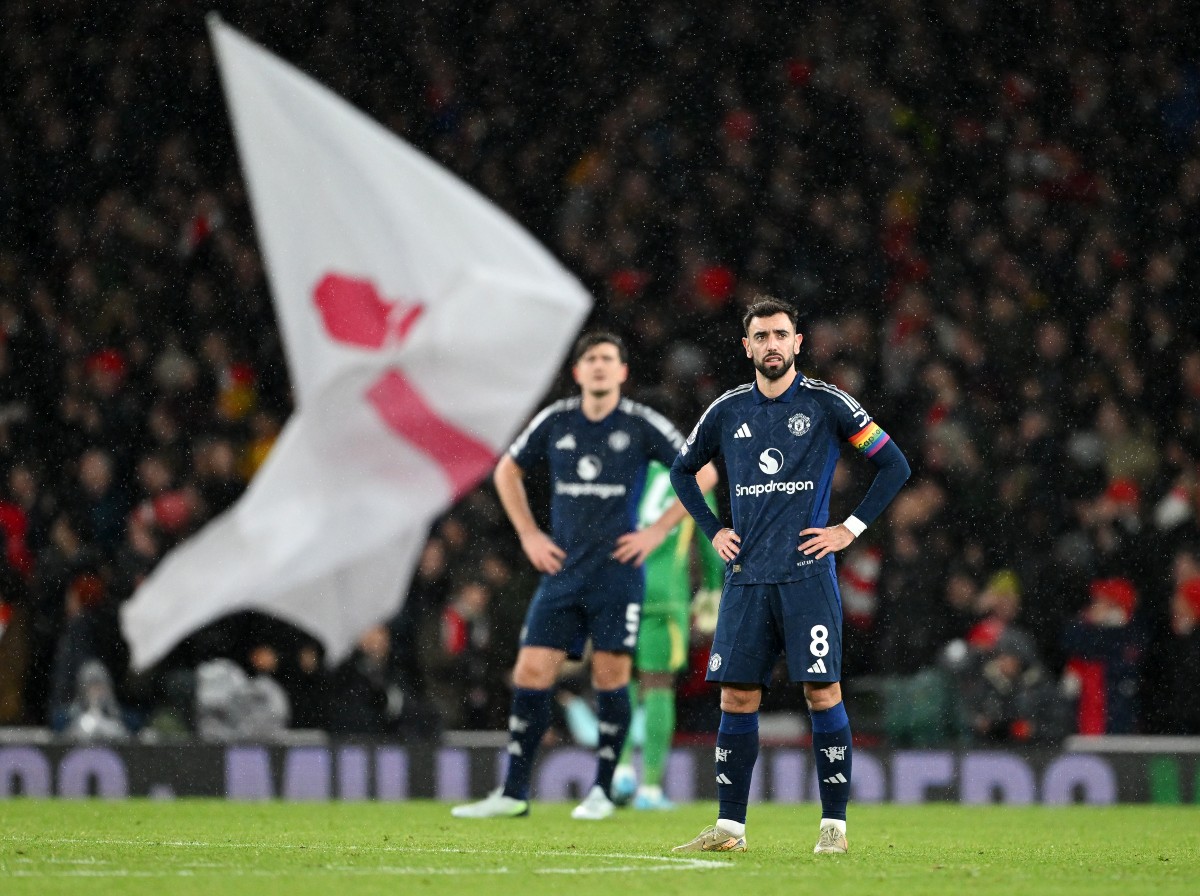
left=788, top=413, right=811, bottom=436
left=708, top=653, right=722, bottom=672
left=608, top=430, right=630, bottom=451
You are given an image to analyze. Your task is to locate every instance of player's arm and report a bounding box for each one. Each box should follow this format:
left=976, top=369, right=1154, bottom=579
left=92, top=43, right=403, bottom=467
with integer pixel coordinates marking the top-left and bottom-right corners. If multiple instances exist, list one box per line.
left=799, top=424, right=911, bottom=559
left=493, top=453, right=566, bottom=574
left=670, top=453, right=741, bottom=561
left=612, top=462, right=719, bottom=565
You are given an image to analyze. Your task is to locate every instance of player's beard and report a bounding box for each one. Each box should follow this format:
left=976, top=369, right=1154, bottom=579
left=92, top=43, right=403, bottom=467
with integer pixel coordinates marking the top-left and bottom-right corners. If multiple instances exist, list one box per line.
left=584, top=382, right=618, bottom=400
left=754, top=350, right=795, bottom=381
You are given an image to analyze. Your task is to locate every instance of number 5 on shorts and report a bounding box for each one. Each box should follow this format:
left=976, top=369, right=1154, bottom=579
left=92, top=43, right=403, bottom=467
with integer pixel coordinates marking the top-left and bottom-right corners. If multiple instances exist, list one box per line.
left=623, top=603, right=640, bottom=649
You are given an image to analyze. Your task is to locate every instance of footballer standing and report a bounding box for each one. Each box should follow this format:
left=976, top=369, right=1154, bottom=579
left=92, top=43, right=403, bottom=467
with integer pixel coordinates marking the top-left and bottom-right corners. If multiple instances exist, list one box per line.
left=452, top=331, right=718, bottom=821
left=670, top=298, right=910, bottom=855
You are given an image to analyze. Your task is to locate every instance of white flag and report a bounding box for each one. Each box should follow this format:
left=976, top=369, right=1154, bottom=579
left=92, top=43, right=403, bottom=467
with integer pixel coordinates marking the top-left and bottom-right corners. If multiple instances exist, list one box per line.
left=120, top=16, right=591, bottom=670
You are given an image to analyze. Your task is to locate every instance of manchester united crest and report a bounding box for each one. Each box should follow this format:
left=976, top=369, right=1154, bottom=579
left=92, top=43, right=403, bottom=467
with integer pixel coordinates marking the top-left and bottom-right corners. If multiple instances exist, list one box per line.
left=788, top=413, right=811, bottom=436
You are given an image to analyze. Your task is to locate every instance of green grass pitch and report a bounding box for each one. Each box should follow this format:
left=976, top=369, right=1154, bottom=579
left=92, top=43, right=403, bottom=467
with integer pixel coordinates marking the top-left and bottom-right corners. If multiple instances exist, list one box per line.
left=1, top=800, right=1197, bottom=896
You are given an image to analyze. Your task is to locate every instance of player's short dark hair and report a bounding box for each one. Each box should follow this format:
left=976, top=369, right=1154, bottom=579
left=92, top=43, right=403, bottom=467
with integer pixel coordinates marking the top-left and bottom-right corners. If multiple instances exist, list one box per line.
left=742, top=297, right=799, bottom=335
left=572, top=330, right=628, bottom=364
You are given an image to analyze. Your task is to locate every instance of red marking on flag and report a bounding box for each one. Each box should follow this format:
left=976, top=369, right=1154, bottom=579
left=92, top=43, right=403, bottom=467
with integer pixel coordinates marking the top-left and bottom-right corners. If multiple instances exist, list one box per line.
left=314, top=272, right=490, bottom=497
left=365, top=370, right=495, bottom=500
left=313, top=273, right=424, bottom=349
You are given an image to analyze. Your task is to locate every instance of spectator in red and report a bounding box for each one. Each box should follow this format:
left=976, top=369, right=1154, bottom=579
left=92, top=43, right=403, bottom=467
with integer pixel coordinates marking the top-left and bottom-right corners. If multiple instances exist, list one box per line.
left=436, top=579, right=501, bottom=730
left=1062, top=577, right=1147, bottom=734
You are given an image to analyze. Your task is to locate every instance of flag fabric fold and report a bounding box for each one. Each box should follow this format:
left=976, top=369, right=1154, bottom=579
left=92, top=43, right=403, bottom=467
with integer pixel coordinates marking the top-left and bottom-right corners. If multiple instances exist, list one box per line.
left=120, top=16, right=591, bottom=670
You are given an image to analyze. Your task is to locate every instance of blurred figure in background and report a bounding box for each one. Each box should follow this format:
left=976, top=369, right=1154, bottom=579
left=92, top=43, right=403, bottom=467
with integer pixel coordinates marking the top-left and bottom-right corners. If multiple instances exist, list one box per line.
left=611, top=461, right=725, bottom=811
left=47, top=572, right=127, bottom=731
left=961, top=628, right=1070, bottom=745
left=435, top=579, right=500, bottom=731
left=61, top=659, right=129, bottom=741
left=326, top=622, right=439, bottom=740
left=1162, top=549, right=1200, bottom=733
left=1061, top=577, right=1147, bottom=735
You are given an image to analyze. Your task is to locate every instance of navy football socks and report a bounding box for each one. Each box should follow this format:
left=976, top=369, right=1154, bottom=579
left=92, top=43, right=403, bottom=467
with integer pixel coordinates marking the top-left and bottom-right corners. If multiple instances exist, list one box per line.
left=715, top=710, right=759, bottom=826
left=593, top=686, right=632, bottom=795
left=810, top=701, right=852, bottom=821
left=502, top=687, right=553, bottom=801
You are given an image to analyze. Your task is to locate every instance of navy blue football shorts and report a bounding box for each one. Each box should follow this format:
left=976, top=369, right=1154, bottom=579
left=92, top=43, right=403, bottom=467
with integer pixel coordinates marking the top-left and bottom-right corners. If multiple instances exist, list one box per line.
left=520, top=562, right=644, bottom=657
left=705, top=570, right=843, bottom=686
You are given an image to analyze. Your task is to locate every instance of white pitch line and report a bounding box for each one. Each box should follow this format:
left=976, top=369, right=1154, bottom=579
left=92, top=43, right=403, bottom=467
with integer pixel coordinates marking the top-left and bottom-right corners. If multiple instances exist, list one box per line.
left=0, top=838, right=730, bottom=876
left=3, top=862, right=727, bottom=879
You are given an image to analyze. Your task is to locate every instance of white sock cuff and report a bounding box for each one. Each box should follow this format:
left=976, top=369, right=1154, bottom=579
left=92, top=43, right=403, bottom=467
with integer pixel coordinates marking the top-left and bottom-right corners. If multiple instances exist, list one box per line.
left=820, top=818, right=847, bottom=834
left=717, top=818, right=746, bottom=837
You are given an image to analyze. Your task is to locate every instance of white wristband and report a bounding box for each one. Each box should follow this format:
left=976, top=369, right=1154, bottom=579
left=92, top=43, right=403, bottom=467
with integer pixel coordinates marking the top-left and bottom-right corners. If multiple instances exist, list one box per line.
left=842, top=515, right=867, bottom=538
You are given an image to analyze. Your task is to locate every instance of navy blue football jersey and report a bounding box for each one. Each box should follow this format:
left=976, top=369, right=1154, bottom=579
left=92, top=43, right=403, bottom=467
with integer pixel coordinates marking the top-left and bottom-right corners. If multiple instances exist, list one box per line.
left=676, top=374, right=891, bottom=584
left=508, top=397, right=684, bottom=584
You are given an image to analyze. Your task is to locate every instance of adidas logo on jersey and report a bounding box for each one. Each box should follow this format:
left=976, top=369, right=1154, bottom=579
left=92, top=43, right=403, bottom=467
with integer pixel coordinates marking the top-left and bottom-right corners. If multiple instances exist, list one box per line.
left=806, top=658, right=827, bottom=674
left=555, top=434, right=576, bottom=450
left=734, top=423, right=752, bottom=438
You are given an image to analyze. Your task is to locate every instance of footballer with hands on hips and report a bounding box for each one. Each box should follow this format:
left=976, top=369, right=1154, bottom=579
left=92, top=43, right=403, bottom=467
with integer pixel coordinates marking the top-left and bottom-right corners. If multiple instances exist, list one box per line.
left=669, top=297, right=910, bottom=855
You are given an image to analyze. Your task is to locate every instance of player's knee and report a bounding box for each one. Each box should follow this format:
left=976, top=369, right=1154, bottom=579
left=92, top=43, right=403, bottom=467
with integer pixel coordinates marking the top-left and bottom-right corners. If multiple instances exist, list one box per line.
left=591, top=651, right=633, bottom=690
left=512, top=649, right=560, bottom=689
left=719, top=685, right=761, bottom=714
left=804, top=681, right=842, bottom=712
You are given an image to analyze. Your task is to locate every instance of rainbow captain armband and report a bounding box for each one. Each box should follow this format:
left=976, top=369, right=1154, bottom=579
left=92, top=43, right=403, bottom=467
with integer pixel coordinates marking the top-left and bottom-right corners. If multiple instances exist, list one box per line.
left=848, top=422, right=890, bottom=457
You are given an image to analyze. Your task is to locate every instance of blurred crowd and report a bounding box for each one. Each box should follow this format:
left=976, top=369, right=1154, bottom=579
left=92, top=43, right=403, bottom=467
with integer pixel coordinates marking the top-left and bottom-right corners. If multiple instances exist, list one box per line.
left=1, top=0, right=1199, bottom=744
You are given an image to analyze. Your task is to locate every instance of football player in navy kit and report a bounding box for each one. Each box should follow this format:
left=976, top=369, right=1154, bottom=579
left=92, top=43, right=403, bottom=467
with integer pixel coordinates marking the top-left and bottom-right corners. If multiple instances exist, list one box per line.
left=670, top=298, right=910, bottom=855
left=453, top=331, right=718, bottom=822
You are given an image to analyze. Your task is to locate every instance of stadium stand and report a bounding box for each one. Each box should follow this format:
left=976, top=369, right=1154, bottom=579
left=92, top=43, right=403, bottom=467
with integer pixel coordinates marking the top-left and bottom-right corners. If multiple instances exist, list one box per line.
left=0, top=0, right=1198, bottom=740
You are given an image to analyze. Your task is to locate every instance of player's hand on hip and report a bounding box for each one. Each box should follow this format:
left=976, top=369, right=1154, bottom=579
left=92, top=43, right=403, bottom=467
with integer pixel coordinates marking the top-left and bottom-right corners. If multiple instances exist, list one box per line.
left=612, top=527, right=665, bottom=565
left=520, top=530, right=566, bottom=574
left=712, top=528, right=741, bottom=562
left=798, top=524, right=854, bottom=559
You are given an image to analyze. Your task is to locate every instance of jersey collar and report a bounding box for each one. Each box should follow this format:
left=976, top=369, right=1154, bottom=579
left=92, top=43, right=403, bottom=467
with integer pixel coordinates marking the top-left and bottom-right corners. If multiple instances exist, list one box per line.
left=752, top=372, right=804, bottom=405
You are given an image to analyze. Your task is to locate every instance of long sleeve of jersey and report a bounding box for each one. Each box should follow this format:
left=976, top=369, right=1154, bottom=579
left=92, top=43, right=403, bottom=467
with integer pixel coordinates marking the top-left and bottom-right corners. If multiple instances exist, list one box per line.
left=849, top=437, right=911, bottom=526
left=670, top=454, right=725, bottom=543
